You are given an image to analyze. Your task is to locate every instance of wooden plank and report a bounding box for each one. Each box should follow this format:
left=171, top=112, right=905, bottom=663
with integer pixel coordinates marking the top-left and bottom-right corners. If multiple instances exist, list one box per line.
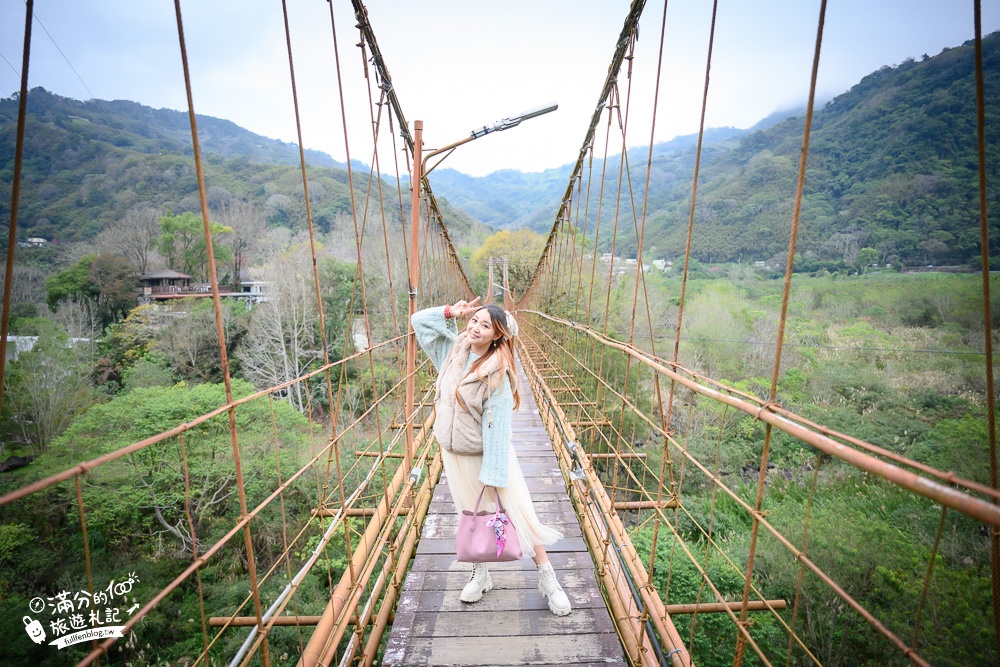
left=395, top=586, right=607, bottom=614
left=391, top=607, right=616, bottom=637
left=383, top=634, right=626, bottom=666
left=430, top=494, right=570, bottom=506
left=421, top=517, right=583, bottom=539
left=400, top=569, right=597, bottom=593
left=425, top=507, right=580, bottom=522
left=415, top=536, right=588, bottom=555
left=409, top=551, right=594, bottom=573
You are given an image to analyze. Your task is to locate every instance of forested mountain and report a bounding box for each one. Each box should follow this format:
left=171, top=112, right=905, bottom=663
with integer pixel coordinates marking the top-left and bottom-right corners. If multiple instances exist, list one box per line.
left=585, top=34, right=1000, bottom=267
left=3, top=31, right=998, bottom=269
left=0, top=88, right=484, bottom=248
left=439, top=33, right=999, bottom=269
left=636, top=34, right=1000, bottom=265
left=427, top=126, right=755, bottom=230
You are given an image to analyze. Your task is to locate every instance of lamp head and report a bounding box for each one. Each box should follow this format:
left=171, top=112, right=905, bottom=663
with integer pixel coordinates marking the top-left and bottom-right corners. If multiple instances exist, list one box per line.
left=470, top=102, right=558, bottom=139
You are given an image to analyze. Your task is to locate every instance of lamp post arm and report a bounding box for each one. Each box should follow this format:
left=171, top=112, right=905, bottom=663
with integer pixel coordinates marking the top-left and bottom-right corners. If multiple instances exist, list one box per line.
left=421, top=135, right=476, bottom=178
left=421, top=103, right=558, bottom=177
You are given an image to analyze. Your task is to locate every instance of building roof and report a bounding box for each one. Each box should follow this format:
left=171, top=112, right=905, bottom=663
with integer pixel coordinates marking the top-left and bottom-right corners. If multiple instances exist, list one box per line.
left=141, top=269, right=194, bottom=280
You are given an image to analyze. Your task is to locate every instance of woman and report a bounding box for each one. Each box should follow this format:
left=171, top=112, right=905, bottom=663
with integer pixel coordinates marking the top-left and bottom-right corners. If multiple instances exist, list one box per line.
left=411, top=296, right=571, bottom=616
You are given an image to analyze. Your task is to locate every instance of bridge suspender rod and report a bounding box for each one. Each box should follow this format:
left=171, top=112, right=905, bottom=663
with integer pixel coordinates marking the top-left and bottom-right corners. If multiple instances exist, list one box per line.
left=0, top=0, right=32, bottom=418
left=175, top=3, right=272, bottom=666
left=972, top=0, right=1000, bottom=657
left=403, top=120, right=423, bottom=482
left=634, top=0, right=683, bottom=629
left=733, top=2, right=828, bottom=664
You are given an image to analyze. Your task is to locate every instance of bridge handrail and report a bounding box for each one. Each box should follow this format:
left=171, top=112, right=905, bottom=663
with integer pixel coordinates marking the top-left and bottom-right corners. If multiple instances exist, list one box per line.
left=0, top=334, right=411, bottom=508
left=517, top=309, right=1000, bottom=529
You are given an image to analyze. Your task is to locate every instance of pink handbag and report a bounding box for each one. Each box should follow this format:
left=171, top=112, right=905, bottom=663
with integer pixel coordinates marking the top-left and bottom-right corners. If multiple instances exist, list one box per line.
left=455, top=486, right=523, bottom=562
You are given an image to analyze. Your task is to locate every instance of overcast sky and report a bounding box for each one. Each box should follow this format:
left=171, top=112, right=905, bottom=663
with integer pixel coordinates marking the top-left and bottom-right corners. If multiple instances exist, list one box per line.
left=2, top=1, right=998, bottom=177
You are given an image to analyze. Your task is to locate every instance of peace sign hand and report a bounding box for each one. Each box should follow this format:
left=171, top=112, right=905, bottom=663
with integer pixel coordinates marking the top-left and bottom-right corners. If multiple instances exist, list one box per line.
left=450, top=296, right=482, bottom=319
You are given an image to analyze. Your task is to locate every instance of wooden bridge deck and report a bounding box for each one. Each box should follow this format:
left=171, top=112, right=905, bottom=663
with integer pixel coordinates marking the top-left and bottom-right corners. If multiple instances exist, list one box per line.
left=383, top=360, right=627, bottom=667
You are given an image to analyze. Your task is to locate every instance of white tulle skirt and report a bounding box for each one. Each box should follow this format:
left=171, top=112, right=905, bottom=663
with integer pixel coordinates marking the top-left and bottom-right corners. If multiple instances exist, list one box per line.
left=441, top=444, right=563, bottom=559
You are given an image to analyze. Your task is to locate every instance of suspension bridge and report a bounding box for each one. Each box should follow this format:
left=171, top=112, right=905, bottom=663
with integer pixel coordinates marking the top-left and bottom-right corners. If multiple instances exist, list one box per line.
left=1, top=1, right=997, bottom=666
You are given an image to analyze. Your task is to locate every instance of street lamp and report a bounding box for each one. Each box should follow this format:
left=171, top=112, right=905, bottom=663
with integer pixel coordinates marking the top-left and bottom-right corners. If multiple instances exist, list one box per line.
left=421, top=103, right=559, bottom=177
left=403, top=103, right=558, bottom=472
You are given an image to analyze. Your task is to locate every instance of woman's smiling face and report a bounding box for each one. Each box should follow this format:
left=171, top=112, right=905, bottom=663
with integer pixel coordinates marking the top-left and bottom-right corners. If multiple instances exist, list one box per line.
left=466, top=308, right=499, bottom=346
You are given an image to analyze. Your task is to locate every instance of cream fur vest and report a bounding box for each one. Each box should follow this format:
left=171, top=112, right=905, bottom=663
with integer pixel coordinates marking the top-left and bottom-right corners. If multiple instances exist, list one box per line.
left=433, top=332, right=512, bottom=455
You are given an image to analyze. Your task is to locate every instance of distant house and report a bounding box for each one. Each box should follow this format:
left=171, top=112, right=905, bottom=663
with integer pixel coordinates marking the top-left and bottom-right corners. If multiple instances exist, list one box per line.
left=138, top=268, right=268, bottom=306
left=17, top=237, right=48, bottom=248
left=140, top=269, right=194, bottom=299
left=237, top=269, right=269, bottom=304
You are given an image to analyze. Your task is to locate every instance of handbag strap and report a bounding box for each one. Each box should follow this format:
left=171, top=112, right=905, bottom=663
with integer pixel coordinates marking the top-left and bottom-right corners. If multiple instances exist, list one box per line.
left=472, top=485, right=507, bottom=515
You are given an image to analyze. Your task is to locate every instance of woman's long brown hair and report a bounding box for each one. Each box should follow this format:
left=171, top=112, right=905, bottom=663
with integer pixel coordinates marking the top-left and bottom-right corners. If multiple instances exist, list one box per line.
left=456, top=304, right=521, bottom=411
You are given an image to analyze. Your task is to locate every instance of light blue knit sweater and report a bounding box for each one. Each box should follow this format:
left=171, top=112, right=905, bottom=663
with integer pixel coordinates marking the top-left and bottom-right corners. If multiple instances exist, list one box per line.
left=411, top=306, right=512, bottom=488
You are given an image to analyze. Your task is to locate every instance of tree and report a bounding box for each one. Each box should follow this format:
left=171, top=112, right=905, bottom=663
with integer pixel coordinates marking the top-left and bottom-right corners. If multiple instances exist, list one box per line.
left=2, top=320, right=97, bottom=453
left=95, top=206, right=162, bottom=275
left=265, top=193, right=293, bottom=226
left=45, top=253, right=136, bottom=328
left=237, top=247, right=321, bottom=411
left=919, top=239, right=949, bottom=266
left=156, top=211, right=233, bottom=281
left=152, top=298, right=249, bottom=383
left=89, top=254, right=137, bottom=323
left=42, top=379, right=307, bottom=554
left=321, top=257, right=360, bottom=352
left=98, top=303, right=158, bottom=387
left=216, top=201, right=266, bottom=289
left=0, top=264, right=47, bottom=307
left=471, top=229, right=546, bottom=298
left=855, top=247, right=879, bottom=273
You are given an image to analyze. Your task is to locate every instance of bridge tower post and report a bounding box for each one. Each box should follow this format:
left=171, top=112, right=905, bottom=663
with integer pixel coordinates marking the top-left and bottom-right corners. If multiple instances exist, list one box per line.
left=502, top=257, right=512, bottom=311
left=486, top=256, right=495, bottom=304
left=404, top=120, right=423, bottom=485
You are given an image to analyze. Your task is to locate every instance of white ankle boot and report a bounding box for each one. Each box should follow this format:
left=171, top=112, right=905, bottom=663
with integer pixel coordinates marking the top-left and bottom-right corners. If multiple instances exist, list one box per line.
left=460, top=562, right=493, bottom=602
left=537, top=562, right=571, bottom=616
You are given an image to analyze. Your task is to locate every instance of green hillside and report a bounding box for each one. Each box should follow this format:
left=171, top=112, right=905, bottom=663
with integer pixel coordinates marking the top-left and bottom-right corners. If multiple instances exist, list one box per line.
left=608, top=34, right=1000, bottom=268
left=0, top=88, right=484, bottom=250
left=427, top=125, right=753, bottom=231
left=4, top=30, right=999, bottom=271
left=429, top=33, right=998, bottom=270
